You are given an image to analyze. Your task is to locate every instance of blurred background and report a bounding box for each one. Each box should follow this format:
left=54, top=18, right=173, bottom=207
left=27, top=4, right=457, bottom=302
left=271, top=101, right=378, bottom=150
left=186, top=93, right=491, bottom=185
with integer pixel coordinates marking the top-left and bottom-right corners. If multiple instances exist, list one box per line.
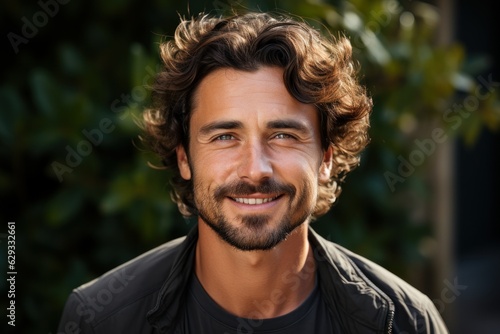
left=1, top=0, right=499, bottom=333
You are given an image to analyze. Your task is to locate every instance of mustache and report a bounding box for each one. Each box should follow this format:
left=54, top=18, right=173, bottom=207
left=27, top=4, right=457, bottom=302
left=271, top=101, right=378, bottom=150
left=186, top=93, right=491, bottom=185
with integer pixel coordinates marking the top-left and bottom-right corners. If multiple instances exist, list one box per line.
left=214, top=179, right=296, bottom=200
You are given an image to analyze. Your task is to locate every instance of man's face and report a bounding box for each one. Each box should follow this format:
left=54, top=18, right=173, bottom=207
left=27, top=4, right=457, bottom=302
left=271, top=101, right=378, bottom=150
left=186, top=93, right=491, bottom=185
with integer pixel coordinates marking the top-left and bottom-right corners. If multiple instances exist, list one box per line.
left=177, top=67, right=332, bottom=251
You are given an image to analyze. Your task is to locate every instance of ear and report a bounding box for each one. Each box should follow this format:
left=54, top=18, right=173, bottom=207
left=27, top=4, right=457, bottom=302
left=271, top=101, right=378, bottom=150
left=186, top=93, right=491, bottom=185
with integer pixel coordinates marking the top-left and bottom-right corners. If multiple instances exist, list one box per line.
left=319, top=145, right=333, bottom=183
left=176, top=145, right=192, bottom=180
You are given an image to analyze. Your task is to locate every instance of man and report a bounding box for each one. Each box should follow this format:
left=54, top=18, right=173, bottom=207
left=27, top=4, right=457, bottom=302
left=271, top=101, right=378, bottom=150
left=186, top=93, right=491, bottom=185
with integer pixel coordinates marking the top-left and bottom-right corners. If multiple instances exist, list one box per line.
left=58, top=12, right=448, bottom=333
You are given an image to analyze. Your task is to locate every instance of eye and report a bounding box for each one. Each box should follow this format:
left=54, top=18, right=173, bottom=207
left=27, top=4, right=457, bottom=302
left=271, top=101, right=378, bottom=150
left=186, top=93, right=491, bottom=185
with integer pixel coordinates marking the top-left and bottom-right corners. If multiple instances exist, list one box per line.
left=215, top=134, right=235, bottom=141
left=273, top=133, right=295, bottom=140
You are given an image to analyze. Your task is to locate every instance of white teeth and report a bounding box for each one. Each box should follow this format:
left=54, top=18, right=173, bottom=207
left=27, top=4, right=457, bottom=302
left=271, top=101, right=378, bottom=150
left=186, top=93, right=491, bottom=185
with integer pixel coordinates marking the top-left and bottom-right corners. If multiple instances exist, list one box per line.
left=234, top=197, right=276, bottom=205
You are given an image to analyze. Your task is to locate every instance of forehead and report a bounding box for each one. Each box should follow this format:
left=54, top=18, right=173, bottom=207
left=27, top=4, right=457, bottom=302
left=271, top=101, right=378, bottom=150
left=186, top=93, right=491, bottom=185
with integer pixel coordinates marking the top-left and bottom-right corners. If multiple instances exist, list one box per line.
left=190, top=67, right=319, bottom=128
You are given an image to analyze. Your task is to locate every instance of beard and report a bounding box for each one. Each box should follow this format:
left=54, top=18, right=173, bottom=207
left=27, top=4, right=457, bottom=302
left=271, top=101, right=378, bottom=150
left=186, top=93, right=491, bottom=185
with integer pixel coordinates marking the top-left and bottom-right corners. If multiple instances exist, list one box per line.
left=195, top=178, right=313, bottom=251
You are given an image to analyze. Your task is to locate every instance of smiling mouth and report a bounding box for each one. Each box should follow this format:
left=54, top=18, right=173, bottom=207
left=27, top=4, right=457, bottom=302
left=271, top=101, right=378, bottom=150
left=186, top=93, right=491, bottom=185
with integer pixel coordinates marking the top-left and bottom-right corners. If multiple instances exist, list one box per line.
left=231, top=195, right=281, bottom=205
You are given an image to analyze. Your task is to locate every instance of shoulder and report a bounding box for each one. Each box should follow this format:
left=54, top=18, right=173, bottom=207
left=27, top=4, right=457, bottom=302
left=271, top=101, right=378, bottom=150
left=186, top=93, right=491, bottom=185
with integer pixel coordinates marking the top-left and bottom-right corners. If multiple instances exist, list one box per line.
left=57, top=235, right=187, bottom=334
left=336, top=243, right=448, bottom=332
left=310, top=228, right=448, bottom=333
left=335, top=242, right=433, bottom=309
left=77, top=234, right=186, bottom=301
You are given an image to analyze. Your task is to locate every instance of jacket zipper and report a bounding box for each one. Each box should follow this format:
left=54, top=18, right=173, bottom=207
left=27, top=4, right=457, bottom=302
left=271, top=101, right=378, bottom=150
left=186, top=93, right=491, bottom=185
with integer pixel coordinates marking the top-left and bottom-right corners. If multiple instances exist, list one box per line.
left=385, top=309, right=395, bottom=334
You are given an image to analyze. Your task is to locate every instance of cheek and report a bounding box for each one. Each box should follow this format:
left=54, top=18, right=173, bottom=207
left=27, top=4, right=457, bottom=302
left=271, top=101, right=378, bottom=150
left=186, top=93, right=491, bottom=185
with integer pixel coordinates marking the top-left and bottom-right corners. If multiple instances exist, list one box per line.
left=278, top=153, right=321, bottom=179
left=278, top=157, right=320, bottom=195
left=191, top=150, right=238, bottom=183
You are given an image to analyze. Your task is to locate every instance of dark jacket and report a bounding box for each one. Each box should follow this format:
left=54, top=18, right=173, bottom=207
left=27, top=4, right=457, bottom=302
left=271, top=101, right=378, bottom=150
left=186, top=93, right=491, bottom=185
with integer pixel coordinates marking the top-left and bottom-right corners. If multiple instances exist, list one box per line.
left=57, top=226, right=448, bottom=333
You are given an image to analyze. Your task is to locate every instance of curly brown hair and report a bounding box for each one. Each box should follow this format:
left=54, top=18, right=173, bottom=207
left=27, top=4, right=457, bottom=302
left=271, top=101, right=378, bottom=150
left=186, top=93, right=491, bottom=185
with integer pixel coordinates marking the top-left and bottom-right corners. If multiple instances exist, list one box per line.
left=142, top=12, right=372, bottom=218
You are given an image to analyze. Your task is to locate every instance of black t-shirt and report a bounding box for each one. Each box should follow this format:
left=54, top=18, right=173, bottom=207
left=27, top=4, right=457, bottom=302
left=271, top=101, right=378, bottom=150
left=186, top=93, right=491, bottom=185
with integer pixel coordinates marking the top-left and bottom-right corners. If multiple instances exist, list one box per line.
left=180, top=274, right=334, bottom=334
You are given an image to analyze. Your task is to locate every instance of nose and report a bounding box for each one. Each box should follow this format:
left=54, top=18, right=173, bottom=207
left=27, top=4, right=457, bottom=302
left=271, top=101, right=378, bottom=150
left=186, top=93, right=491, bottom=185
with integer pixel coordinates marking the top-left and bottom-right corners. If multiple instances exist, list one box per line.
left=237, top=140, right=273, bottom=183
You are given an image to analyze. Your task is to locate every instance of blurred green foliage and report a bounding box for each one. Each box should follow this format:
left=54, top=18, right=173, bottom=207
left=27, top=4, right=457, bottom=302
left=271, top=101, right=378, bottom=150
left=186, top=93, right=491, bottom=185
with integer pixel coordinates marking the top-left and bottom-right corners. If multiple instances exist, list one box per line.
left=1, top=0, right=499, bottom=332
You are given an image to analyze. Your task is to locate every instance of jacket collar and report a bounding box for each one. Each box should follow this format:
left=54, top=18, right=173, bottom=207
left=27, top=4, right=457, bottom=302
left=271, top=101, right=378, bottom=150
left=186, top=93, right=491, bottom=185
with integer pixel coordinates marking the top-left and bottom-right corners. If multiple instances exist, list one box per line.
left=147, top=225, right=393, bottom=333
left=308, top=227, right=394, bottom=332
left=146, top=226, right=198, bottom=333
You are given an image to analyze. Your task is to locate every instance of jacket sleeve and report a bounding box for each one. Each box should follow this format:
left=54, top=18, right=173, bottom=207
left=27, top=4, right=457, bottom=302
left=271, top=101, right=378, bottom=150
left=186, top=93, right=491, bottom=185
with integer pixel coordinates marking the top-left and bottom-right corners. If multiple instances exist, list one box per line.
left=392, top=295, right=449, bottom=334
left=57, top=291, right=95, bottom=334
left=422, top=296, right=449, bottom=334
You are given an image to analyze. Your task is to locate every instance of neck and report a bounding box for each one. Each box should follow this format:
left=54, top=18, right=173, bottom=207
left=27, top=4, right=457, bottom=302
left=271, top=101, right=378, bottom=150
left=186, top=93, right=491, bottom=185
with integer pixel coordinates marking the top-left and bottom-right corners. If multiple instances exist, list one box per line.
left=195, top=221, right=316, bottom=319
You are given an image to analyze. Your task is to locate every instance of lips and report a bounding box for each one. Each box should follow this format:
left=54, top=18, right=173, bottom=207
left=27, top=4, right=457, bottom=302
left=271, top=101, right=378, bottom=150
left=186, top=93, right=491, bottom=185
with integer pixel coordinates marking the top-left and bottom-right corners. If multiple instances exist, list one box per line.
left=214, top=180, right=295, bottom=203
left=231, top=196, right=280, bottom=205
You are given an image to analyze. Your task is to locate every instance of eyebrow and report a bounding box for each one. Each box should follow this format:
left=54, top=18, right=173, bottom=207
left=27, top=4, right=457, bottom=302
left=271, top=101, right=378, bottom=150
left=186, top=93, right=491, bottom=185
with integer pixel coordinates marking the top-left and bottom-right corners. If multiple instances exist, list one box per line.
left=266, top=119, right=311, bottom=134
left=198, top=119, right=311, bottom=136
left=199, top=120, right=243, bottom=135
